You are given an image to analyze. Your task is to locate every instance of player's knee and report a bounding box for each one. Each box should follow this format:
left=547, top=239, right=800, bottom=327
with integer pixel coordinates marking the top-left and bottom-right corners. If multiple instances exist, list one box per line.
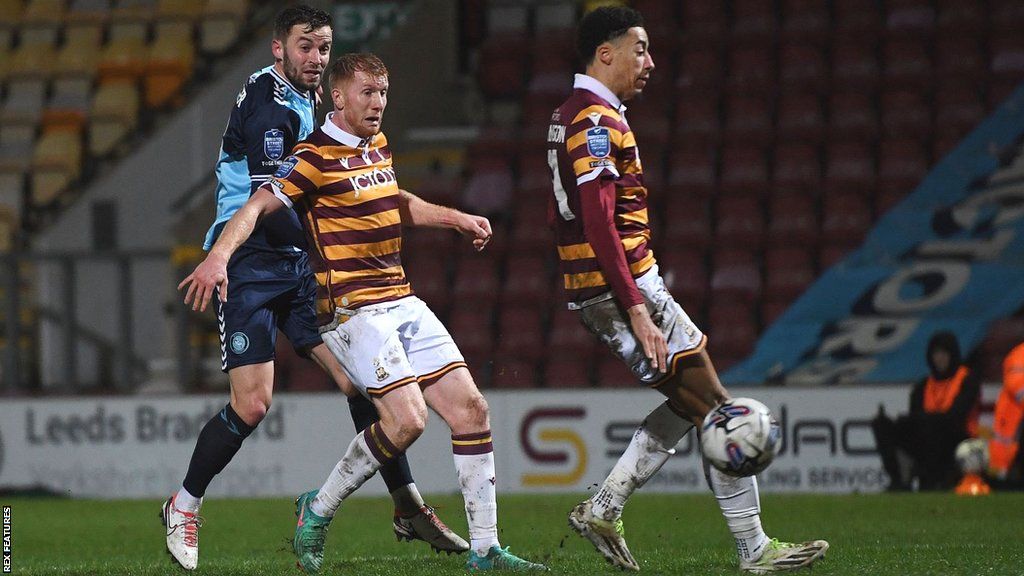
left=383, top=402, right=426, bottom=449
left=464, top=392, right=490, bottom=429
left=237, top=397, right=271, bottom=426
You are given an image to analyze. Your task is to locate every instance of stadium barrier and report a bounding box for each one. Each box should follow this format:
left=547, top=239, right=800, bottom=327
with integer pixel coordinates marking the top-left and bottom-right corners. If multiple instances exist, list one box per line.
left=4, top=385, right=1001, bottom=498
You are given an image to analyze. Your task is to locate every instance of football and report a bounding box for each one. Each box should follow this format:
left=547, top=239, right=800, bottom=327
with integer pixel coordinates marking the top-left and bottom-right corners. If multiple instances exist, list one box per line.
left=700, top=398, right=781, bottom=477
left=955, top=438, right=989, bottom=473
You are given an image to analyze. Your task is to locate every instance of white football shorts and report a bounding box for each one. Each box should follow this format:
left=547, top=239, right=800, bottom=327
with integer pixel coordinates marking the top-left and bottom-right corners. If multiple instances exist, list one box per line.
left=320, top=296, right=467, bottom=397
left=578, top=265, right=707, bottom=386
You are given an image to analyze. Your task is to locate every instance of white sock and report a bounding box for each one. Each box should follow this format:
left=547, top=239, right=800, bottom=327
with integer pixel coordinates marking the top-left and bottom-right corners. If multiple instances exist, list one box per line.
left=707, top=466, right=770, bottom=561
left=391, top=483, right=426, bottom=517
left=452, top=430, right=498, bottom=555
left=311, top=431, right=385, bottom=518
left=174, top=487, right=202, bottom=513
left=591, top=403, right=694, bottom=521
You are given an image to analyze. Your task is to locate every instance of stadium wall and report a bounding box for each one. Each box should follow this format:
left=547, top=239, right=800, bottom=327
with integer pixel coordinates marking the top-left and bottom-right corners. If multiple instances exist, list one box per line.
left=3, top=386, right=995, bottom=499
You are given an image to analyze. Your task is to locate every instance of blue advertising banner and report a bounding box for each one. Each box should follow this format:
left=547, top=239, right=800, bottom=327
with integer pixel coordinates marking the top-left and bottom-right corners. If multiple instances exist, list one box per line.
left=724, top=85, right=1024, bottom=385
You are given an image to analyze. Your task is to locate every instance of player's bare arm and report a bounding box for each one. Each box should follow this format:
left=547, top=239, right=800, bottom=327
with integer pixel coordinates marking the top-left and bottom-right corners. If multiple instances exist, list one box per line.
left=179, top=187, right=286, bottom=311
left=397, top=189, right=492, bottom=251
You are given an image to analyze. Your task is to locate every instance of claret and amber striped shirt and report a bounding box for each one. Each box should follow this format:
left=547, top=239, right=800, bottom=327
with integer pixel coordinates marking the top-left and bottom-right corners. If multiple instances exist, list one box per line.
left=270, top=113, right=411, bottom=314
left=548, top=74, right=655, bottom=309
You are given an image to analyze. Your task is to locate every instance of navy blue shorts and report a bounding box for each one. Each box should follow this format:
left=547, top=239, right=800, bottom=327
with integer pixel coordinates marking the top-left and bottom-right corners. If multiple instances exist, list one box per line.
left=214, top=247, right=321, bottom=372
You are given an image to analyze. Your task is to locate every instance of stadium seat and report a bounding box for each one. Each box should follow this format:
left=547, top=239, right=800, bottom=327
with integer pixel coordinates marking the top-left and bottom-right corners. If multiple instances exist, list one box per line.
left=448, top=307, right=494, bottom=359
left=781, top=0, right=829, bottom=46
left=1, top=78, right=45, bottom=127
left=476, top=32, right=529, bottom=99
left=31, top=126, right=82, bottom=206
left=99, top=35, right=149, bottom=80
left=55, top=24, right=102, bottom=80
left=825, top=142, right=875, bottom=193
left=146, top=25, right=195, bottom=107
left=662, top=194, right=712, bottom=250
left=21, top=0, right=64, bottom=31
left=715, top=195, right=765, bottom=249
left=833, top=0, right=882, bottom=38
left=404, top=254, right=449, bottom=311
left=719, top=145, right=768, bottom=197
left=777, top=92, right=825, bottom=144
left=67, top=0, right=111, bottom=24
left=877, top=138, right=927, bottom=212
left=502, top=255, right=550, bottom=306
left=89, top=79, right=139, bottom=156
left=200, top=0, right=247, bottom=54
left=0, top=0, right=23, bottom=48
left=453, top=256, right=500, bottom=304
left=831, top=39, right=880, bottom=92
left=936, top=0, right=986, bottom=37
left=673, top=91, right=721, bottom=146
left=821, top=192, right=872, bottom=246
left=883, top=40, right=932, bottom=89
left=596, top=357, right=633, bottom=388
left=676, top=47, right=723, bottom=92
left=934, top=85, right=985, bottom=135
left=936, top=37, right=986, bottom=83
left=658, top=250, right=709, bottom=313
left=490, top=358, right=537, bottom=388
left=707, top=297, right=758, bottom=369
left=667, top=147, right=716, bottom=198
left=112, top=0, right=155, bottom=23
left=633, top=0, right=675, bottom=37
left=496, top=307, right=545, bottom=361
left=510, top=212, right=552, bottom=255
left=462, top=157, right=513, bottom=217
left=156, top=0, right=201, bottom=22
left=44, top=78, right=92, bottom=131
left=772, top=142, right=821, bottom=193
left=760, top=299, right=790, bottom=327
left=547, top=307, right=597, bottom=361
left=723, top=95, right=772, bottom=146
left=710, top=248, right=761, bottom=302
left=881, top=90, right=930, bottom=140
left=680, top=0, right=726, bottom=44
left=991, top=0, right=1024, bottom=36
left=990, top=32, right=1024, bottom=85
left=767, top=192, right=818, bottom=247
left=628, top=104, right=671, bottom=147
left=0, top=125, right=34, bottom=175
left=726, top=46, right=775, bottom=93
left=885, top=0, right=935, bottom=38
left=779, top=44, right=828, bottom=93
left=544, top=359, right=592, bottom=388
left=731, top=0, right=777, bottom=45
left=6, top=31, right=56, bottom=81
left=828, top=92, right=879, bottom=143
left=763, top=246, right=815, bottom=304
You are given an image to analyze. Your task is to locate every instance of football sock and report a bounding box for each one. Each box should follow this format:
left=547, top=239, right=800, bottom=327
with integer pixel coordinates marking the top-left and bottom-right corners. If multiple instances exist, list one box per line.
left=181, top=403, right=256, bottom=505
left=591, top=402, right=694, bottom=521
left=452, top=430, right=499, bottom=554
left=347, top=394, right=419, bottom=513
left=312, top=423, right=399, bottom=518
left=174, top=487, right=202, bottom=513
left=707, top=465, right=769, bottom=561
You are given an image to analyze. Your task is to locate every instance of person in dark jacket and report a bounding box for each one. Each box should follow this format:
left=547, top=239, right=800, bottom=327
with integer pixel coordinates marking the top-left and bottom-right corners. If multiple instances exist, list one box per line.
left=873, top=331, right=981, bottom=490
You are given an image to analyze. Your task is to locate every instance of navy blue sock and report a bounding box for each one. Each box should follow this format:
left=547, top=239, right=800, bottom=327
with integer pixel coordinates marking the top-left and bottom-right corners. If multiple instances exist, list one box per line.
left=348, top=394, right=415, bottom=493
left=182, top=404, right=256, bottom=497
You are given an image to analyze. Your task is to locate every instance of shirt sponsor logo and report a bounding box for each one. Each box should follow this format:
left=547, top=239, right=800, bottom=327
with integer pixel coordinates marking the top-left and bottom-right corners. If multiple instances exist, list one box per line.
left=349, top=167, right=397, bottom=192
left=586, top=126, right=610, bottom=158
left=264, top=129, right=285, bottom=160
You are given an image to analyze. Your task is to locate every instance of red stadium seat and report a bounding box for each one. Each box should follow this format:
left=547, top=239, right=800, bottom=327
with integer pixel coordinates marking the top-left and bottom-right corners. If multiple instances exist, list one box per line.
left=449, top=308, right=494, bottom=359
left=462, top=157, right=513, bottom=216
left=716, top=195, right=765, bottom=248
left=544, top=359, right=593, bottom=388
left=502, top=255, right=550, bottom=305
left=662, top=194, right=713, bottom=251
left=781, top=0, right=829, bottom=45
left=629, top=104, right=671, bottom=147
left=883, top=40, right=932, bottom=89
left=710, top=249, right=762, bottom=302
left=727, top=46, right=775, bottom=93
left=881, top=90, right=930, bottom=140
left=877, top=138, right=928, bottom=210
left=772, top=143, right=821, bottom=194
left=833, top=0, right=882, bottom=38
left=491, top=358, right=538, bottom=388
left=828, top=92, right=879, bottom=143
left=634, top=0, right=678, bottom=37
left=658, top=250, right=709, bottom=312
left=707, top=298, right=758, bottom=366
left=936, top=0, right=987, bottom=37
left=667, top=147, right=717, bottom=198
left=818, top=243, right=855, bottom=270
left=453, top=257, right=500, bottom=303
left=547, top=307, right=598, bottom=361
left=496, top=307, right=545, bottom=361
left=679, top=0, right=726, bottom=44
left=760, top=299, right=791, bottom=327
left=723, top=95, right=772, bottom=145
left=596, top=357, right=634, bottom=388
left=821, top=192, right=873, bottom=245
left=777, top=92, right=825, bottom=144
left=991, top=0, right=1024, bottom=36
left=831, top=40, right=880, bottom=92
left=934, top=85, right=985, bottom=135
left=676, top=48, right=723, bottom=92
left=719, top=145, right=768, bottom=197
left=731, top=0, right=778, bottom=45
left=779, top=44, right=828, bottom=93
left=885, top=0, right=935, bottom=38
left=511, top=213, right=553, bottom=255
left=476, top=32, right=529, bottom=99
left=936, top=37, right=986, bottom=83
left=825, top=142, right=875, bottom=193
left=763, top=246, right=816, bottom=304
left=404, top=254, right=450, bottom=311
left=990, top=32, right=1024, bottom=85
left=674, top=91, right=721, bottom=146
left=767, top=192, right=818, bottom=247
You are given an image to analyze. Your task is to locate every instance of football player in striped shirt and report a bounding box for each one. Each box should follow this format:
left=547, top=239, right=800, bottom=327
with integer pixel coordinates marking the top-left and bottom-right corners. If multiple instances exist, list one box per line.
left=161, top=7, right=464, bottom=572
left=179, top=53, right=546, bottom=573
left=549, top=7, right=829, bottom=573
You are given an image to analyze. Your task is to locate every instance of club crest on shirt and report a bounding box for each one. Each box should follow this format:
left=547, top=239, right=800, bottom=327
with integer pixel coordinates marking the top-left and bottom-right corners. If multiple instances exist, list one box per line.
left=586, top=126, right=611, bottom=158
left=373, top=357, right=389, bottom=382
left=274, top=156, right=298, bottom=178
left=229, top=331, right=249, bottom=355
left=264, top=129, right=285, bottom=160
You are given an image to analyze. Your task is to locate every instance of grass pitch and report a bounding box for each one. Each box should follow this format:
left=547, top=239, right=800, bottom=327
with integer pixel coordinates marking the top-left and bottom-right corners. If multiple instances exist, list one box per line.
left=4, top=492, right=1020, bottom=575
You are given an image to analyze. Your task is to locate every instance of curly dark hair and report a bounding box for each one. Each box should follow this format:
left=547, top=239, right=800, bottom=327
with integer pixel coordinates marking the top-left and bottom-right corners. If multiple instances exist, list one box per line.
left=274, top=4, right=333, bottom=40
left=576, top=6, right=644, bottom=66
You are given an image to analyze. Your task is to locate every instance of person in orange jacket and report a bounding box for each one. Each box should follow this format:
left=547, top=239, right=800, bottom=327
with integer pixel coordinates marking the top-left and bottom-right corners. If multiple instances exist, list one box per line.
left=989, top=342, right=1024, bottom=486
left=873, top=331, right=981, bottom=490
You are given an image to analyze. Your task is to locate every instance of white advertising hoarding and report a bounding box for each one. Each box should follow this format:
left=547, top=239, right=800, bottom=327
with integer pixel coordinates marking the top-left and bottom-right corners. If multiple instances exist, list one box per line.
left=0, top=387, right=913, bottom=499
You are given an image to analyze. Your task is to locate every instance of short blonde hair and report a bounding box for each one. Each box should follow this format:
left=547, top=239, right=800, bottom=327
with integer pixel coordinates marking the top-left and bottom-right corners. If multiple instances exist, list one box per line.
left=329, top=53, right=389, bottom=87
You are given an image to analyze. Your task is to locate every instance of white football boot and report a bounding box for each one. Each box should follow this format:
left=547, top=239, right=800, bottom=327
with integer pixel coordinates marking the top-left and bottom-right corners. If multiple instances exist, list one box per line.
left=568, top=499, right=639, bottom=571
left=740, top=538, right=829, bottom=574
left=160, top=494, right=202, bottom=570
